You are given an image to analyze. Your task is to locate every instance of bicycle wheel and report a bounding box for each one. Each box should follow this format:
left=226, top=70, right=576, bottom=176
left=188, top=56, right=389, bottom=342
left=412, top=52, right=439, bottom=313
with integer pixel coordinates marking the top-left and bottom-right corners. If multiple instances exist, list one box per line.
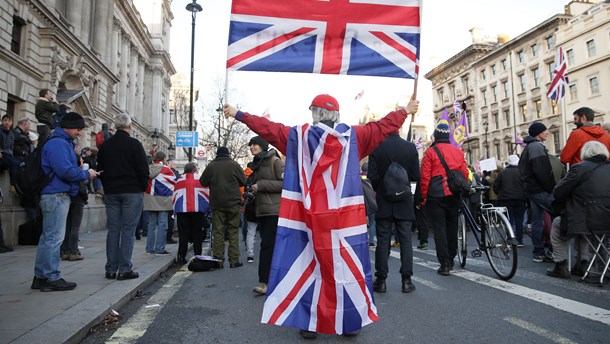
left=483, top=210, right=517, bottom=280
left=457, top=212, right=467, bottom=268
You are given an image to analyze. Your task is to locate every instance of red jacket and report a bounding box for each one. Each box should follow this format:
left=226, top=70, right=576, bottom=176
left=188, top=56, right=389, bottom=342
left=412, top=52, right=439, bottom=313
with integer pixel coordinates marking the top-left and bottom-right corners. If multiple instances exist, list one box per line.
left=420, top=142, right=468, bottom=201
left=560, top=125, right=610, bottom=166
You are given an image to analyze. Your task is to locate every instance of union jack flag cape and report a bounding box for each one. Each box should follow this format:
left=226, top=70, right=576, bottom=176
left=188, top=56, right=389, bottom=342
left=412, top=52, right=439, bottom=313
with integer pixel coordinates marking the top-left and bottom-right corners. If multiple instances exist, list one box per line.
left=173, top=173, right=210, bottom=213
left=227, top=0, right=420, bottom=78
left=262, top=123, right=378, bottom=334
left=146, top=163, right=176, bottom=197
left=546, top=47, right=569, bottom=103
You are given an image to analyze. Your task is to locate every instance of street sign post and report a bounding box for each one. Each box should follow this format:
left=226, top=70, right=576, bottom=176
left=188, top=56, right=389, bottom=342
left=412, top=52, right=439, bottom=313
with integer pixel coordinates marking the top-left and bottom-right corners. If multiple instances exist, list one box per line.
left=176, top=131, right=198, bottom=147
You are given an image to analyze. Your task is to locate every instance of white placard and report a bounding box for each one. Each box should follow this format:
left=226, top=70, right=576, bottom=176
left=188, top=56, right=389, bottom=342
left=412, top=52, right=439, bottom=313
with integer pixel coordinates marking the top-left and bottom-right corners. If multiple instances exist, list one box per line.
left=479, top=157, right=498, bottom=172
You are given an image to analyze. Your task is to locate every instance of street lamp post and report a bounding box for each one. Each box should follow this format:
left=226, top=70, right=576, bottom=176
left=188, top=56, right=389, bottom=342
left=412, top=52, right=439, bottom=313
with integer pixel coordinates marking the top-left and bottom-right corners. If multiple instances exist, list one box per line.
left=483, top=121, right=489, bottom=159
left=168, top=143, right=176, bottom=160
left=186, top=0, right=202, bottom=162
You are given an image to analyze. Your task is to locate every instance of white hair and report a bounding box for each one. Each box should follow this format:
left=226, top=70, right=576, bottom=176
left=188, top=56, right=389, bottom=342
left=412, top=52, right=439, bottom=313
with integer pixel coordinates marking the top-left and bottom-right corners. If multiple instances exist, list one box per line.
left=581, top=141, right=610, bottom=160
left=114, top=113, right=132, bottom=130
left=311, top=106, right=340, bottom=125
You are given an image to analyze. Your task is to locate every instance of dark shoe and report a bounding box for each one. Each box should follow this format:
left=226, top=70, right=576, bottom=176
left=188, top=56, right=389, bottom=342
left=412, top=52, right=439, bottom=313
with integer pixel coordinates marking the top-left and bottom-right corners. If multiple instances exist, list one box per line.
left=437, top=265, right=450, bottom=276
left=299, top=330, right=317, bottom=339
left=135, top=233, right=141, bottom=240
left=402, top=277, right=416, bottom=293
left=166, top=238, right=177, bottom=244
left=68, top=252, right=84, bottom=261
left=155, top=251, right=171, bottom=256
left=448, top=260, right=455, bottom=271
left=247, top=256, right=254, bottom=263
left=40, top=278, right=77, bottom=292
left=373, top=278, right=386, bottom=293
left=105, top=272, right=117, bottom=280
left=230, top=262, right=243, bottom=268
left=547, top=260, right=570, bottom=279
left=533, top=255, right=552, bottom=263
left=0, top=244, right=13, bottom=252
left=417, top=242, right=428, bottom=250
left=571, top=260, right=588, bottom=276
left=176, top=255, right=187, bottom=265
left=117, top=271, right=139, bottom=280
left=31, top=276, right=46, bottom=289
left=60, top=251, right=70, bottom=260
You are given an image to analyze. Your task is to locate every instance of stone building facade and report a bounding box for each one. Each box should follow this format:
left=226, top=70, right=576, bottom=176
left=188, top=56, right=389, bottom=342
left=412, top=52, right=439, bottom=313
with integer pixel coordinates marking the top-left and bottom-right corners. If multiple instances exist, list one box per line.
left=424, top=0, right=608, bottom=166
left=0, top=0, right=175, bottom=245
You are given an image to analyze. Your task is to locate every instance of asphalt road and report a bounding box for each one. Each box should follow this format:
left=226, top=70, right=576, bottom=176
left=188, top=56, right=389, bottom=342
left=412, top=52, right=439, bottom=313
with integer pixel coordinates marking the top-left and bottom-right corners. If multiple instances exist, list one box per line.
left=82, top=232, right=610, bottom=344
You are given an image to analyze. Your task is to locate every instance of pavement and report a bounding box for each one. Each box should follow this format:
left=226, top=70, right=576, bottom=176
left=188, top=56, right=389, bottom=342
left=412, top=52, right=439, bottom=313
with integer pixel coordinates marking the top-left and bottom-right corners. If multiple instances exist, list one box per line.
left=0, top=230, right=178, bottom=344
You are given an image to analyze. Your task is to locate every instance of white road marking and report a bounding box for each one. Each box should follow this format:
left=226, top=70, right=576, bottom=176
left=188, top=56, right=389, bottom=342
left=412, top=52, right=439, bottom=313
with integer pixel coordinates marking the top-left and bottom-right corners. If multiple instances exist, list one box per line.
left=504, top=317, right=578, bottom=344
left=106, top=269, right=192, bottom=344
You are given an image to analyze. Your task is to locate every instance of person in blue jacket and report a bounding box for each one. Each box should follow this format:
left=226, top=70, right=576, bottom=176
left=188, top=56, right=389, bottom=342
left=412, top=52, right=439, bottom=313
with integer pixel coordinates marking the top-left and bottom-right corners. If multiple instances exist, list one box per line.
left=31, top=112, right=99, bottom=292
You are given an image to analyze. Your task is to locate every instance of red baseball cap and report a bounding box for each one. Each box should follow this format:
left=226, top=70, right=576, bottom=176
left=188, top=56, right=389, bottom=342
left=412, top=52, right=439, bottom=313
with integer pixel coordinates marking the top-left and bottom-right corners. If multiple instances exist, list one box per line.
left=310, top=94, right=339, bottom=111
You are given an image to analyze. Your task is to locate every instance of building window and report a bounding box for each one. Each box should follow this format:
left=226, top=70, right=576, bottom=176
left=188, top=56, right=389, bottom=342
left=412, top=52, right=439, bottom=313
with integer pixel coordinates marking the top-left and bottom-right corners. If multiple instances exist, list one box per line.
left=501, top=59, right=508, bottom=71
left=495, top=143, right=501, bottom=160
left=551, top=102, right=558, bottom=115
left=569, top=84, right=578, bottom=101
left=532, top=68, right=540, bottom=87
left=11, top=16, right=26, bottom=55
left=492, top=112, right=499, bottom=129
left=547, top=62, right=555, bottom=79
left=438, top=89, right=444, bottom=104
left=502, top=80, right=509, bottom=99
left=463, top=78, right=469, bottom=94
left=517, top=50, right=525, bottom=63
left=553, top=132, right=561, bottom=154
left=504, top=109, right=511, bottom=126
left=491, top=85, right=497, bottom=103
left=518, top=74, right=526, bottom=93
left=482, top=89, right=488, bottom=105
left=535, top=100, right=542, bottom=119
left=520, top=104, right=528, bottom=122
left=481, top=69, right=486, bottom=80
left=566, top=49, right=575, bottom=65
left=491, top=64, right=497, bottom=76
left=531, top=43, right=539, bottom=57
left=589, top=76, right=599, bottom=95
left=449, top=83, right=456, bottom=100
left=586, top=39, right=596, bottom=58
left=546, top=35, right=554, bottom=50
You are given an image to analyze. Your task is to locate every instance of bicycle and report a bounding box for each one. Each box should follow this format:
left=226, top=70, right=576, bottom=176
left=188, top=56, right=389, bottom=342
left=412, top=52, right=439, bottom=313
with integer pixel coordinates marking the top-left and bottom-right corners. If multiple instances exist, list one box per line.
left=456, top=185, right=518, bottom=280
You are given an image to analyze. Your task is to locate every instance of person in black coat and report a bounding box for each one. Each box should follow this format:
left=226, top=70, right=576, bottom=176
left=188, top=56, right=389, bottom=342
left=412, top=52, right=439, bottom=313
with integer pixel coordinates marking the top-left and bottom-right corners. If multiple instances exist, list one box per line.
left=493, top=155, right=527, bottom=246
left=367, top=132, right=420, bottom=293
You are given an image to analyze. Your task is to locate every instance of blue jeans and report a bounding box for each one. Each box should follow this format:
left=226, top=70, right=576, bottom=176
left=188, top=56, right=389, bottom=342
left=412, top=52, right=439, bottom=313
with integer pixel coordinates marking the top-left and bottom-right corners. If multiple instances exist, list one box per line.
left=527, top=192, right=553, bottom=256
left=146, top=211, right=168, bottom=253
left=104, top=193, right=143, bottom=273
left=35, top=193, right=71, bottom=280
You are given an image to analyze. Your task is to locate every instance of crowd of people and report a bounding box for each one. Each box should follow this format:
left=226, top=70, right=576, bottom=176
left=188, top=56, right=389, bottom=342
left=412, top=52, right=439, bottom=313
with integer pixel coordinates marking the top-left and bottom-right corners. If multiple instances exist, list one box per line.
left=2, top=88, right=610, bottom=338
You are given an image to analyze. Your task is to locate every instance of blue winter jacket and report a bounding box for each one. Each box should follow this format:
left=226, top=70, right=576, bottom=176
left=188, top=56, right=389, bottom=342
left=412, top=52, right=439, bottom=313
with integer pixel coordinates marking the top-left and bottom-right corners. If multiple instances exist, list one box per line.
left=41, top=128, right=90, bottom=196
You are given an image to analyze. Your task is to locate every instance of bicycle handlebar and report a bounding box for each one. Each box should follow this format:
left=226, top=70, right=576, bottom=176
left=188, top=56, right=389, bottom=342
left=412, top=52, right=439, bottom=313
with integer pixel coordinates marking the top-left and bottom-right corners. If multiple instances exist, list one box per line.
left=471, top=184, right=490, bottom=192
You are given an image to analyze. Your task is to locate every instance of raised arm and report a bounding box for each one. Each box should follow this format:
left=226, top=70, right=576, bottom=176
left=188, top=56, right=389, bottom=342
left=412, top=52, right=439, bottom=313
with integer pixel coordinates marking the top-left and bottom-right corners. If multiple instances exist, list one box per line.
left=224, top=104, right=291, bottom=155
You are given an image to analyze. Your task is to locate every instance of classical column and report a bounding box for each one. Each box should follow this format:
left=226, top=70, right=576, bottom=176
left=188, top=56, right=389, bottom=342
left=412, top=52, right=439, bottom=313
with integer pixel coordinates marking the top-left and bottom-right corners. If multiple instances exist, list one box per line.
left=142, top=65, right=153, bottom=128
left=118, top=33, right=130, bottom=110
left=93, top=0, right=110, bottom=60
left=135, top=57, right=145, bottom=122
left=150, top=66, right=164, bottom=130
left=111, top=19, right=120, bottom=74
left=66, top=0, right=82, bottom=33
left=80, top=0, right=92, bottom=43
left=128, top=45, right=139, bottom=116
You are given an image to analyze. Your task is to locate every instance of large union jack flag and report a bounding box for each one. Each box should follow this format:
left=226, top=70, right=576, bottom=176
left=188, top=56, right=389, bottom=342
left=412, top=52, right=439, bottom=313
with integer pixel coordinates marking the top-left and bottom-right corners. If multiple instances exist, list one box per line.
left=227, top=0, right=420, bottom=78
left=146, top=164, right=176, bottom=197
left=261, top=123, right=377, bottom=335
left=173, top=173, right=209, bottom=213
left=546, top=47, right=569, bottom=103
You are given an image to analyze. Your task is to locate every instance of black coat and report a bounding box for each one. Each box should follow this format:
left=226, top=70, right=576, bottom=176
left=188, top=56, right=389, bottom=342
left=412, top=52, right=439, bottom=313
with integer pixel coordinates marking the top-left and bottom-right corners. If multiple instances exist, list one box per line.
left=552, top=156, right=610, bottom=237
left=493, top=165, right=527, bottom=201
left=12, top=126, right=32, bottom=157
left=368, top=133, right=420, bottom=220
left=518, top=136, right=555, bottom=194
left=97, top=130, right=149, bottom=194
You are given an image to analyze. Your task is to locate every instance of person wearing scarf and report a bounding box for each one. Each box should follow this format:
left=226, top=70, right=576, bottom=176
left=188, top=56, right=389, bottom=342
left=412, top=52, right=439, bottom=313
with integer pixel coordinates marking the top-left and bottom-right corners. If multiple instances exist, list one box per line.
left=223, top=95, right=418, bottom=338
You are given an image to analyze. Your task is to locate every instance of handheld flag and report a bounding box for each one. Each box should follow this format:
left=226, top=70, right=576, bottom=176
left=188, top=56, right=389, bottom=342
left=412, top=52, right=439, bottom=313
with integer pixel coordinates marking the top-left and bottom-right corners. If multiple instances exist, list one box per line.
left=546, top=47, right=569, bottom=103
left=437, top=109, right=459, bottom=147
left=453, top=111, right=468, bottom=146
left=227, top=0, right=421, bottom=78
left=452, top=98, right=462, bottom=115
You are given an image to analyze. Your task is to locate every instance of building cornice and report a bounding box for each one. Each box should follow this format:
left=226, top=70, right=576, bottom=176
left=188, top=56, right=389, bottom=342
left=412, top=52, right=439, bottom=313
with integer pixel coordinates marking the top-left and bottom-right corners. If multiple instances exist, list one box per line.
left=424, top=44, right=496, bottom=80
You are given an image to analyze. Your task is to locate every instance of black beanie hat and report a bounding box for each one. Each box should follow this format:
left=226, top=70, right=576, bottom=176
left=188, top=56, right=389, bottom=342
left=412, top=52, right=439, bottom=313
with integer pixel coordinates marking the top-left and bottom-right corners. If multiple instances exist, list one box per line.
left=60, top=112, right=86, bottom=129
left=248, top=136, right=269, bottom=151
left=434, top=122, right=450, bottom=141
left=216, top=146, right=230, bottom=158
left=528, top=122, right=547, bottom=137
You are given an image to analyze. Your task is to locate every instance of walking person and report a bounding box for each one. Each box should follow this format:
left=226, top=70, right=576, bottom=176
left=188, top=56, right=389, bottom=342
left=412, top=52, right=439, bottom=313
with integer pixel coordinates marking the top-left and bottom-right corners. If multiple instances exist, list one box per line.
left=173, top=162, right=209, bottom=265
left=368, top=131, right=420, bottom=293
left=419, top=123, right=468, bottom=275
left=242, top=164, right=258, bottom=263
left=493, top=155, right=527, bottom=247
left=244, top=136, right=284, bottom=295
left=144, top=151, right=176, bottom=256
left=98, top=113, right=150, bottom=280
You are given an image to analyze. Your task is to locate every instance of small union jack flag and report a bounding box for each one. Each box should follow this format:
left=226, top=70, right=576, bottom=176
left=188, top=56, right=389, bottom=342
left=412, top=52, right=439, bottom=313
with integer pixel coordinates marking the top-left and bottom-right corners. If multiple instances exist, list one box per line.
left=546, top=47, right=569, bottom=103
left=227, top=0, right=420, bottom=78
left=453, top=98, right=462, bottom=115
left=262, top=123, right=377, bottom=335
left=173, top=173, right=209, bottom=213
left=146, top=164, right=176, bottom=197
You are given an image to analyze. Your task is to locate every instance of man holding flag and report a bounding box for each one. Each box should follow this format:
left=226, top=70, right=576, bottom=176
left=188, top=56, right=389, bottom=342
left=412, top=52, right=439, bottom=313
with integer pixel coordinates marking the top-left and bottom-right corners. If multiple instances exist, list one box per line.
left=223, top=95, right=419, bottom=338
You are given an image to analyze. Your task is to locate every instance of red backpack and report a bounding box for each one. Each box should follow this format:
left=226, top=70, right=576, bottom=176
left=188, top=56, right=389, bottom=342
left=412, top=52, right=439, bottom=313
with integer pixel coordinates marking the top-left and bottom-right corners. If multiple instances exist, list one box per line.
left=95, top=131, right=105, bottom=147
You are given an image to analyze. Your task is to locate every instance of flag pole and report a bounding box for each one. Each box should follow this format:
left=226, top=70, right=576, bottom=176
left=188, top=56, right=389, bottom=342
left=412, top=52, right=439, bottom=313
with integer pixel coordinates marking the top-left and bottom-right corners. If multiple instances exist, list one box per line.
left=407, top=0, right=422, bottom=141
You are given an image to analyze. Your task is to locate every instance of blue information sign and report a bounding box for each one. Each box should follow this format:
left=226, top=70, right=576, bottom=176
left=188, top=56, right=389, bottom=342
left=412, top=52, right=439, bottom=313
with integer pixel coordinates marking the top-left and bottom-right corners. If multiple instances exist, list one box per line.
left=175, top=131, right=198, bottom=147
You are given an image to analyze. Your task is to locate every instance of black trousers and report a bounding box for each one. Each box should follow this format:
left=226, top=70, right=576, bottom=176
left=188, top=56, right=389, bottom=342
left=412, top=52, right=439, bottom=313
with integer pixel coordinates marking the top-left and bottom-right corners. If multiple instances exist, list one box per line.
left=177, top=212, right=204, bottom=256
left=375, top=219, right=413, bottom=279
left=427, top=196, right=460, bottom=266
left=258, top=215, right=279, bottom=284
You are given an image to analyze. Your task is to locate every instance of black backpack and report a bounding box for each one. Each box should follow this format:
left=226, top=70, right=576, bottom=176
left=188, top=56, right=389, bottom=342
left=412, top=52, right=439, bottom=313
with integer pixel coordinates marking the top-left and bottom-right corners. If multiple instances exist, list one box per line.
left=15, top=136, right=60, bottom=198
left=432, top=146, right=471, bottom=196
left=380, top=147, right=410, bottom=202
